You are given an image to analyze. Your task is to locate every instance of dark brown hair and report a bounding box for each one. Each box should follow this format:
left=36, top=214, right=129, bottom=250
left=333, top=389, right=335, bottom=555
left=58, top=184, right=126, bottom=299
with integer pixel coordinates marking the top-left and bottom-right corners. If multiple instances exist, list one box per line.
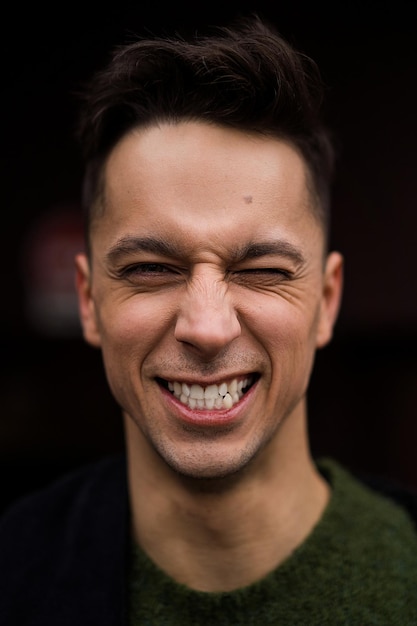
left=76, top=14, right=335, bottom=246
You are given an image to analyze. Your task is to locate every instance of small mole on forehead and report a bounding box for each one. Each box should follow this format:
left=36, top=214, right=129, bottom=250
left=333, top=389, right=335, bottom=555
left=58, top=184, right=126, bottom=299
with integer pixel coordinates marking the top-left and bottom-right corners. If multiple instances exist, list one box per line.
left=243, top=195, right=253, bottom=204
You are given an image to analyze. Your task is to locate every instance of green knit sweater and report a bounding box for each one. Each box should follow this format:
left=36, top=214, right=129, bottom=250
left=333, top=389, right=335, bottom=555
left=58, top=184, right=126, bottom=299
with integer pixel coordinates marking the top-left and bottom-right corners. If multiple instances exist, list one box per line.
left=127, top=459, right=417, bottom=624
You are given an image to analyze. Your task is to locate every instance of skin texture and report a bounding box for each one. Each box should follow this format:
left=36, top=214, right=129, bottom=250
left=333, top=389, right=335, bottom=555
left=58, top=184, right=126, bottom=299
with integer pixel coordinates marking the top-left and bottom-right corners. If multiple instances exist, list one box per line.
left=76, top=121, right=343, bottom=590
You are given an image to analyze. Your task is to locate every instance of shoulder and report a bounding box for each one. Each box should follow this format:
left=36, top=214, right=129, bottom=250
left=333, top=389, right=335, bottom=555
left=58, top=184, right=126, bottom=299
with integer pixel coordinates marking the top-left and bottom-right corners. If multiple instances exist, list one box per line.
left=318, top=457, right=417, bottom=519
left=0, top=454, right=127, bottom=538
left=317, top=457, right=417, bottom=560
left=356, top=471, right=417, bottom=526
left=0, top=454, right=128, bottom=625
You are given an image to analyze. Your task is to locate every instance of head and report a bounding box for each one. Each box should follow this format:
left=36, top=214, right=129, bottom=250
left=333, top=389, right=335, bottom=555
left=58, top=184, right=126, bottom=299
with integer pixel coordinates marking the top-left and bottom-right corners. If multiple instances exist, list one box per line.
left=76, top=14, right=335, bottom=254
left=75, top=15, right=343, bottom=482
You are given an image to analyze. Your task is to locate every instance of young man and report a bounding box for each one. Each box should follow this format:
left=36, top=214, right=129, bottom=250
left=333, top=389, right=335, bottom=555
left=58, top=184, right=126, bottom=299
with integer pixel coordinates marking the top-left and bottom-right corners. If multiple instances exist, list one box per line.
left=1, top=15, right=417, bottom=625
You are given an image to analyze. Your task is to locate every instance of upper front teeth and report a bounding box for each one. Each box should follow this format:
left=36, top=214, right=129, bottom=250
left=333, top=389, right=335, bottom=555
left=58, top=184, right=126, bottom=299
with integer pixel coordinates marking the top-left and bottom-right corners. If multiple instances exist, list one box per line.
left=167, top=377, right=251, bottom=410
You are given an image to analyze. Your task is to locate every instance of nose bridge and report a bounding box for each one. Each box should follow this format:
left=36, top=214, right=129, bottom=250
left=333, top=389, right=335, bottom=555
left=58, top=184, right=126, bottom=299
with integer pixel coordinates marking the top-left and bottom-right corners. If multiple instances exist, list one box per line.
left=174, top=265, right=241, bottom=355
left=189, top=267, right=228, bottom=312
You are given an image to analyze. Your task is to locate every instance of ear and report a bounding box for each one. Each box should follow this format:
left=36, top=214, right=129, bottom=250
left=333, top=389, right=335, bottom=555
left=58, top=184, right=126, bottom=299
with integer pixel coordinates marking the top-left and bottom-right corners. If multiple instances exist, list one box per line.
left=74, top=253, right=102, bottom=348
left=316, top=251, right=344, bottom=349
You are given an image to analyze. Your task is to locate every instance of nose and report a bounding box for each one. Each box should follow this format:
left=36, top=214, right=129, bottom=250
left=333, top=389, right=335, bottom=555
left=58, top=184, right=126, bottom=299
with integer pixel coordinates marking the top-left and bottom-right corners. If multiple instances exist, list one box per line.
left=174, top=270, right=241, bottom=358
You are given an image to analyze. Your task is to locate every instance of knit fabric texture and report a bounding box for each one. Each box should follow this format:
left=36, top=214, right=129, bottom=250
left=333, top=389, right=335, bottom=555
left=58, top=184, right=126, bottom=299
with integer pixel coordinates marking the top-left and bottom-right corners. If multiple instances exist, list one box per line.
left=127, top=458, right=417, bottom=625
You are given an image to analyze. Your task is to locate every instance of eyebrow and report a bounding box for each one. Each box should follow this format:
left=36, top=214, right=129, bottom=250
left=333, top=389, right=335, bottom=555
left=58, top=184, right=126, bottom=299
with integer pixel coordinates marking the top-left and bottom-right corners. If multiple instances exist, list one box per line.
left=106, top=236, right=182, bottom=265
left=232, top=241, right=305, bottom=266
left=105, top=235, right=306, bottom=267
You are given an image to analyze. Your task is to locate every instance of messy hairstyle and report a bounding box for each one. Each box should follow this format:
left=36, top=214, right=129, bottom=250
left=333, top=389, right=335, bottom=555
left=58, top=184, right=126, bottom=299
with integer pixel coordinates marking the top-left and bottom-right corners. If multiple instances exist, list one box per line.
left=76, top=14, right=335, bottom=248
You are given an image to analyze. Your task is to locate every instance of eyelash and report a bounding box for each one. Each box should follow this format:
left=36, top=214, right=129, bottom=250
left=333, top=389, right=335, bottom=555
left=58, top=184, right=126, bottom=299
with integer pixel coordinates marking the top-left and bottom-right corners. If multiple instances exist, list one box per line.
left=121, top=263, right=177, bottom=276
left=234, top=268, right=292, bottom=278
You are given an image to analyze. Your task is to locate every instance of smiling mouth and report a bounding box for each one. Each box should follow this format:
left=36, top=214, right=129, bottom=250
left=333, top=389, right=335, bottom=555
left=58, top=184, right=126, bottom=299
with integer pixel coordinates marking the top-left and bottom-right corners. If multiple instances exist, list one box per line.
left=158, top=375, right=257, bottom=410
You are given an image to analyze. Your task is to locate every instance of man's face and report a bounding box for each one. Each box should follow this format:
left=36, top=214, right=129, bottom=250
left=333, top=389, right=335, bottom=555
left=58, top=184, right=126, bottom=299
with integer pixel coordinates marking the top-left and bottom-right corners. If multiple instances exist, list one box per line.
left=76, top=122, right=342, bottom=479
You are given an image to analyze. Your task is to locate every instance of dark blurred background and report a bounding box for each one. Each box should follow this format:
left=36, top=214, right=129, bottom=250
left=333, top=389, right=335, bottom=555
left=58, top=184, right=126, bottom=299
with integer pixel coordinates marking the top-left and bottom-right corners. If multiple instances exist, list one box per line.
left=1, top=1, right=417, bottom=511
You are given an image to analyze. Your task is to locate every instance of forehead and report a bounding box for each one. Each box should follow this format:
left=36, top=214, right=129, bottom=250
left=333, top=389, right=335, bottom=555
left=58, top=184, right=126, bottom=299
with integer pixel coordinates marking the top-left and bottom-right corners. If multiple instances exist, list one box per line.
left=91, top=122, right=324, bottom=258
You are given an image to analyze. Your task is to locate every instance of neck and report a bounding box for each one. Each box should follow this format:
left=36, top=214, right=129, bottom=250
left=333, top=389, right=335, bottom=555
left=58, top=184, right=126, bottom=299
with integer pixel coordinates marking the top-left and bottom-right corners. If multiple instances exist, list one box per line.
left=124, top=408, right=329, bottom=592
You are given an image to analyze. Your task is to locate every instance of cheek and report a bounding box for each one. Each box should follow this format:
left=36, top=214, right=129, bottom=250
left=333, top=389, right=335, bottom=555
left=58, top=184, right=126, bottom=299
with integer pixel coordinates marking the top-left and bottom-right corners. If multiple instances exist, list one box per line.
left=242, top=296, right=320, bottom=351
left=97, top=295, right=175, bottom=351
left=243, top=298, right=322, bottom=397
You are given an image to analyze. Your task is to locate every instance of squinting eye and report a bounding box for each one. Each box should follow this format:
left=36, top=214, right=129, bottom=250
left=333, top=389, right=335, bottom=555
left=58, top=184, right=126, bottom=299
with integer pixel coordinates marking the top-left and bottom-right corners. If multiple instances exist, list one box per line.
left=116, top=262, right=184, bottom=289
left=235, top=268, right=292, bottom=278
left=123, top=263, right=172, bottom=275
left=230, top=267, right=293, bottom=287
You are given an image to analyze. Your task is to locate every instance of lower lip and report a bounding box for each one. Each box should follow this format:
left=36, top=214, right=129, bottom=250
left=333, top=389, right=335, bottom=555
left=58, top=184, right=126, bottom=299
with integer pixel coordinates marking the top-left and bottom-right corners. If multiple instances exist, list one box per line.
left=160, top=381, right=257, bottom=428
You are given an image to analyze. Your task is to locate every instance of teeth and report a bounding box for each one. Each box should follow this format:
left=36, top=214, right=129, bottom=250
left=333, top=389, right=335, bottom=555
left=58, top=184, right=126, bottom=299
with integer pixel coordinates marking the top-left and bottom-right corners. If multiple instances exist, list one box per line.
left=190, top=384, right=204, bottom=400
left=218, top=382, right=227, bottom=396
left=223, top=393, right=233, bottom=409
left=166, top=377, right=252, bottom=410
left=204, top=384, right=218, bottom=399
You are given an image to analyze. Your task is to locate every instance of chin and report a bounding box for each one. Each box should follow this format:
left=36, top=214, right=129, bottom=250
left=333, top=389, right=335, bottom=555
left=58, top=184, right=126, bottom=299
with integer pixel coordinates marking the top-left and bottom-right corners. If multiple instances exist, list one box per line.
left=160, top=444, right=259, bottom=486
